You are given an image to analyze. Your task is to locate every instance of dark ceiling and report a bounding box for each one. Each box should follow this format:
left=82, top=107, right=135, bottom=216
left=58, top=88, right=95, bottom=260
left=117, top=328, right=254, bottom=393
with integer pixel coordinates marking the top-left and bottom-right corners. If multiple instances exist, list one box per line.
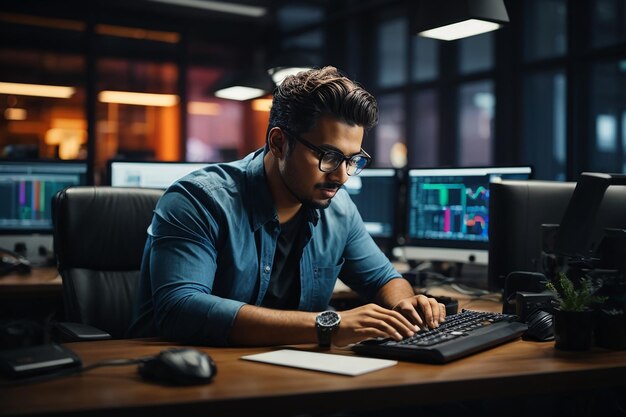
left=0, top=0, right=404, bottom=76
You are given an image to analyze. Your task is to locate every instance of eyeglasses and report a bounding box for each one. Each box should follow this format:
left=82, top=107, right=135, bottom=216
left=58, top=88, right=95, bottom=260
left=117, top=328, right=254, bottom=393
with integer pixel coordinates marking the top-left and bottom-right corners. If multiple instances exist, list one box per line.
left=283, top=129, right=371, bottom=176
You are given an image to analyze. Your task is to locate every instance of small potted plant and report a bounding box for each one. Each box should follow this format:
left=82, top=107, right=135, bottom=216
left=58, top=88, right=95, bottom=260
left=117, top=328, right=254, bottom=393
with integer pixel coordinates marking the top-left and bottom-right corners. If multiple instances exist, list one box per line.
left=546, top=272, right=607, bottom=351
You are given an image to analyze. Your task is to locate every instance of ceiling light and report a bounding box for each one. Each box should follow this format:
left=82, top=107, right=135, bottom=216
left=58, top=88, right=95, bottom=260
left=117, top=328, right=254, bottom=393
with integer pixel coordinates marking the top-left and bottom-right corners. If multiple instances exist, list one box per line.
left=0, top=82, right=75, bottom=98
left=211, top=71, right=274, bottom=101
left=413, top=0, right=509, bottom=41
left=419, top=19, right=502, bottom=41
left=146, top=0, right=266, bottom=17
left=267, top=51, right=315, bottom=84
left=98, top=91, right=179, bottom=107
left=268, top=67, right=312, bottom=85
left=215, top=87, right=267, bottom=101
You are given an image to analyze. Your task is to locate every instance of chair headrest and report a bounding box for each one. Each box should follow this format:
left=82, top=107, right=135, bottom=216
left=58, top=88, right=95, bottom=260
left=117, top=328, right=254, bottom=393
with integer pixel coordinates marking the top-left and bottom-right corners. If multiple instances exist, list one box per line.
left=53, top=186, right=163, bottom=271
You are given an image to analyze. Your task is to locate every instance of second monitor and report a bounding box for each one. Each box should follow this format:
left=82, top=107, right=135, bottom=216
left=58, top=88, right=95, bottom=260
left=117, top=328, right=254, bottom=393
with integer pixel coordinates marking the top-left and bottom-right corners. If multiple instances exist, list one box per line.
left=108, top=160, right=210, bottom=189
left=343, top=168, right=400, bottom=255
left=402, top=166, right=532, bottom=266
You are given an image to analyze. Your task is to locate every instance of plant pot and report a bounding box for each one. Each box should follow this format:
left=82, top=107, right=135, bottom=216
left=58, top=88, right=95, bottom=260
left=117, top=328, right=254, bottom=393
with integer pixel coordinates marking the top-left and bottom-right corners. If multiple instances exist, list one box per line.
left=553, top=308, right=594, bottom=351
left=594, top=309, right=626, bottom=350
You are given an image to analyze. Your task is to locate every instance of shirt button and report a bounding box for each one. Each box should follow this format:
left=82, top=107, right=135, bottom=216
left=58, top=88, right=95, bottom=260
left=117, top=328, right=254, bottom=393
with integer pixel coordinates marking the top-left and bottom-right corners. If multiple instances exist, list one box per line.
left=264, top=265, right=271, bottom=273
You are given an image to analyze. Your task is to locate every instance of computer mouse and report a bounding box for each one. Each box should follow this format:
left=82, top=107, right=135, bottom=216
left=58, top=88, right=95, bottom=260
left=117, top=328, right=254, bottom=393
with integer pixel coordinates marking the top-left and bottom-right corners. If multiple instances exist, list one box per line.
left=138, top=348, right=217, bottom=385
left=432, top=295, right=459, bottom=316
left=523, top=310, right=554, bottom=342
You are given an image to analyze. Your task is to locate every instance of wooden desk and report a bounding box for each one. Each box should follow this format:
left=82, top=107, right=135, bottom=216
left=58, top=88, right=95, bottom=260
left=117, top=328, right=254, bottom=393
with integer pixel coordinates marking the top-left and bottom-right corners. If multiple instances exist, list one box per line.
left=0, top=267, right=61, bottom=298
left=2, top=336, right=625, bottom=417
left=0, top=267, right=63, bottom=326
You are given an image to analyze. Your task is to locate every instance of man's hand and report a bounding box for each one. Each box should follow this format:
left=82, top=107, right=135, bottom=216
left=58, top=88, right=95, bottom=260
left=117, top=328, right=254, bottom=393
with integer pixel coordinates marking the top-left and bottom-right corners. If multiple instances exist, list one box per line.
left=333, top=303, right=419, bottom=347
left=392, top=294, right=446, bottom=330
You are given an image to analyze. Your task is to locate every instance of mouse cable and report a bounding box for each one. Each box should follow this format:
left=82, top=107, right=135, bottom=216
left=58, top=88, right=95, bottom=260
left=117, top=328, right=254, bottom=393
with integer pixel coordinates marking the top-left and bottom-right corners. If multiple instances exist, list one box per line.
left=80, top=357, right=147, bottom=372
left=1, top=357, right=151, bottom=387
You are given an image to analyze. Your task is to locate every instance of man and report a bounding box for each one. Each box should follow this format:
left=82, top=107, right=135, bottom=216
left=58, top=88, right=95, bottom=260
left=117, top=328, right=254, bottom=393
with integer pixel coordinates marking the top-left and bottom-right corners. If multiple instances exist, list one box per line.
left=127, top=66, right=445, bottom=347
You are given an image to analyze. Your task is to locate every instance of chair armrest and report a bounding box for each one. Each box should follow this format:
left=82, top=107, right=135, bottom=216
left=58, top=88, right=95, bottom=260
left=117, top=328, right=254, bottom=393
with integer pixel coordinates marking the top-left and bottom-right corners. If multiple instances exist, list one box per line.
left=54, top=322, right=112, bottom=342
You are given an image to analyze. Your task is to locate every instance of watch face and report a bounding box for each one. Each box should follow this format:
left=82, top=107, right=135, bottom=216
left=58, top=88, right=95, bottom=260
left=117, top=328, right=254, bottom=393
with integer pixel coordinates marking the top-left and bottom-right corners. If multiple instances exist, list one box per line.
left=317, top=311, right=341, bottom=328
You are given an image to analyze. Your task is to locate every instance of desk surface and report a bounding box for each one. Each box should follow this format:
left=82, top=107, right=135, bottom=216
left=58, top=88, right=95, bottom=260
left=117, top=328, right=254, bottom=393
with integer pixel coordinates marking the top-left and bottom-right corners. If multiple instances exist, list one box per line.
left=0, top=267, right=60, bottom=297
left=2, top=335, right=626, bottom=417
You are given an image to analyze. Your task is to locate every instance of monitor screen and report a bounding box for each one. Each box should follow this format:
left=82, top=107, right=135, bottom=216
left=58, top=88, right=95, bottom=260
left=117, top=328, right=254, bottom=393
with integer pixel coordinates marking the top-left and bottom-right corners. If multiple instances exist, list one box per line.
left=343, top=168, right=399, bottom=239
left=403, top=166, right=532, bottom=266
left=343, top=168, right=400, bottom=257
left=0, top=160, right=88, bottom=234
left=108, top=160, right=209, bottom=189
left=0, top=160, right=88, bottom=264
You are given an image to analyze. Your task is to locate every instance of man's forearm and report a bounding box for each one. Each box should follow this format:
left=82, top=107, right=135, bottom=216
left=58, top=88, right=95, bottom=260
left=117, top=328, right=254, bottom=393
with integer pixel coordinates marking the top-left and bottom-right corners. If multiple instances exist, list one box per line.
left=229, top=304, right=318, bottom=346
left=374, top=277, right=416, bottom=309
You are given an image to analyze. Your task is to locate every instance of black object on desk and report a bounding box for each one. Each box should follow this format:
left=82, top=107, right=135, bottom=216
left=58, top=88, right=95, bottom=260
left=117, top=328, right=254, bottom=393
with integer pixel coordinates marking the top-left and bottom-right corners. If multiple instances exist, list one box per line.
left=352, top=310, right=527, bottom=363
left=138, top=348, right=217, bottom=386
left=0, top=247, right=31, bottom=276
left=0, top=344, right=81, bottom=378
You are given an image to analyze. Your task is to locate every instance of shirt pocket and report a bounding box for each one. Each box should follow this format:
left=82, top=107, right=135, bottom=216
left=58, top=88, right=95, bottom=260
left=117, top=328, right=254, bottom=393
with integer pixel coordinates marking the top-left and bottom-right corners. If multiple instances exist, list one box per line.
left=311, top=258, right=345, bottom=309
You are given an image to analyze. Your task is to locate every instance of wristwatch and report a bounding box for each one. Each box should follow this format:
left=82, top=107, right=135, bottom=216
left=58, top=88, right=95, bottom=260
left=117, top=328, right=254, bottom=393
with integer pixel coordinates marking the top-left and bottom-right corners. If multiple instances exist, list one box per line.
left=315, top=311, right=341, bottom=348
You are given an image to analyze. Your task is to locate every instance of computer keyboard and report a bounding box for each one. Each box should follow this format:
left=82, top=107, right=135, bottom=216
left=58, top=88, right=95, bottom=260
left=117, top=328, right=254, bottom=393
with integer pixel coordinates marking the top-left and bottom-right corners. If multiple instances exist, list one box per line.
left=352, top=310, right=528, bottom=364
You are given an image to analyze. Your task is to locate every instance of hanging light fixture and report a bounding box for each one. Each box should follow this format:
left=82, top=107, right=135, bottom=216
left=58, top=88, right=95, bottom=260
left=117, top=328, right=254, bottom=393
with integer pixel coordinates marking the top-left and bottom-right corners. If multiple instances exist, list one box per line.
left=267, top=50, right=315, bottom=85
left=211, top=70, right=274, bottom=101
left=413, top=0, right=509, bottom=41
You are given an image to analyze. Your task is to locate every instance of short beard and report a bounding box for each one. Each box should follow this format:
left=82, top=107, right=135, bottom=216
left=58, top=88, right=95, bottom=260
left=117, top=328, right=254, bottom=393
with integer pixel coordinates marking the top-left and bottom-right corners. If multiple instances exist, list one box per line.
left=303, top=182, right=342, bottom=210
left=277, top=165, right=339, bottom=210
left=302, top=198, right=331, bottom=210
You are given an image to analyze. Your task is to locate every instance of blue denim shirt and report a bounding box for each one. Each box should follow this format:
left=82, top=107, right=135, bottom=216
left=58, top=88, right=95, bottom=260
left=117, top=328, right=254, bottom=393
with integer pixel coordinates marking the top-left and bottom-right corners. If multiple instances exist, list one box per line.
left=127, top=148, right=400, bottom=346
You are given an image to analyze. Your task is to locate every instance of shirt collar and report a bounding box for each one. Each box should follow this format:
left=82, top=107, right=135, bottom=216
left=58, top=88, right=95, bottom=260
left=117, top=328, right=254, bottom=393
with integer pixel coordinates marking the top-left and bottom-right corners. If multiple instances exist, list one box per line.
left=245, top=147, right=319, bottom=231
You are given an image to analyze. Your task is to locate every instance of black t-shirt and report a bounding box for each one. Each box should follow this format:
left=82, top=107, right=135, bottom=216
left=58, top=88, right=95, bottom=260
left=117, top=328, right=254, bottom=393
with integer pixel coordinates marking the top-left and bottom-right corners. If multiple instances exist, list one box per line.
left=262, top=210, right=305, bottom=309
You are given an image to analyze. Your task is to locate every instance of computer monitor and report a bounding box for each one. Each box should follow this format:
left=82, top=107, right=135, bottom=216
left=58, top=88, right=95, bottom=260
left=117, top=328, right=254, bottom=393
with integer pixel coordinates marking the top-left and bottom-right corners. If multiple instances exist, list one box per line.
left=487, top=178, right=626, bottom=292
left=402, top=166, right=532, bottom=266
left=0, top=159, right=88, bottom=264
left=108, top=160, right=210, bottom=189
left=343, top=168, right=400, bottom=255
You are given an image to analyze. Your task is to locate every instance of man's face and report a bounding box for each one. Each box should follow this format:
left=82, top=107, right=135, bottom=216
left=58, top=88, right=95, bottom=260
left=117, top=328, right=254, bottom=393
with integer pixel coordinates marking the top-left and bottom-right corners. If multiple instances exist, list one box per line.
left=280, top=115, right=365, bottom=209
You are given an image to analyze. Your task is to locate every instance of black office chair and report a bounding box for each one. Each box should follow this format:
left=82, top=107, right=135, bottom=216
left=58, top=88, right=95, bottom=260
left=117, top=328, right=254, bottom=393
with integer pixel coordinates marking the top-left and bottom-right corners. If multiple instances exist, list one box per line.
left=52, top=186, right=163, bottom=341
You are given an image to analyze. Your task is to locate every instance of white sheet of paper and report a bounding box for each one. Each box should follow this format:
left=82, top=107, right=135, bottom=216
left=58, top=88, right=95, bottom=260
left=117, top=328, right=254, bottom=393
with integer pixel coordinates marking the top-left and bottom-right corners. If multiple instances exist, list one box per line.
left=241, top=349, right=397, bottom=376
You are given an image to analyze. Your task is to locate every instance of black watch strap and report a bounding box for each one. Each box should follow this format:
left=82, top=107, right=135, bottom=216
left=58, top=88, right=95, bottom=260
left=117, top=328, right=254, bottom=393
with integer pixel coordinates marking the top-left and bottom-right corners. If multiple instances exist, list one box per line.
left=316, top=326, right=333, bottom=348
left=315, top=311, right=341, bottom=348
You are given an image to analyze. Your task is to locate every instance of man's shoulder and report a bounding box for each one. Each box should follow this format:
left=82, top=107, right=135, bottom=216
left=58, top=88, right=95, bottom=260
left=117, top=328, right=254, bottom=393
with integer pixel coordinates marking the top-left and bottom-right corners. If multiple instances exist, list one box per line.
left=177, top=149, right=262, bottom=193
left=182, top=161, right=244, bottom=191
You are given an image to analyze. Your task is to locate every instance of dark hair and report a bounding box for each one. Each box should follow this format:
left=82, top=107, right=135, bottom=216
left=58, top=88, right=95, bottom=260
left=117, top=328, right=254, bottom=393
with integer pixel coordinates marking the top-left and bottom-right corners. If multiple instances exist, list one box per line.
left=266, top=66, right=378, bottom=148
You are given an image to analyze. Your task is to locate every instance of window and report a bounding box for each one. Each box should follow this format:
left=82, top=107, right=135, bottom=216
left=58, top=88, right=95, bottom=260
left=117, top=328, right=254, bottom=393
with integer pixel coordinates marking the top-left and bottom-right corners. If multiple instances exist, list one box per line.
left=458, top=32, right=494, bottom=74
left=457, top=81, right=495, bottom=166
left=411, top=36, right=439, bottom=82
left=375, top=93, right=405, bottom=167
left=523, top=0, right=567, bottom=61
left=410, top=90, right=438, bottom=167
left=522, top=71, right=566, bottom=180
left=591, top=0, right=626, bottom=48
left=377, top=18, right=408, bottom=88
left=589, top=60, right=626, bottom=173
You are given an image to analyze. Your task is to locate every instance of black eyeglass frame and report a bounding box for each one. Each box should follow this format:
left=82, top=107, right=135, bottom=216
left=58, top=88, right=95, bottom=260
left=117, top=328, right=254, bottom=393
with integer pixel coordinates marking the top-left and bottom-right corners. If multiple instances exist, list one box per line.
left=281, top=128, right=372, bottom=176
